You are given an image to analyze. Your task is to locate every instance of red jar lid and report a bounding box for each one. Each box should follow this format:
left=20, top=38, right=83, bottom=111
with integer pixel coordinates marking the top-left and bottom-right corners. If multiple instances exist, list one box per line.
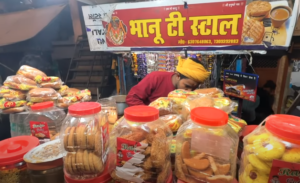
left=266, top=114, right=300, bottom=142
left=64, top=165, right=111, bottom=183
left=31, top=101, right=54, bottom=111
left=191, top=107, right=228, bottom=126
left=124, top=105, right=159, bottom=122
left=0, top=136, right=39, bottom=166
left=68, top=102, right=101, bottom=116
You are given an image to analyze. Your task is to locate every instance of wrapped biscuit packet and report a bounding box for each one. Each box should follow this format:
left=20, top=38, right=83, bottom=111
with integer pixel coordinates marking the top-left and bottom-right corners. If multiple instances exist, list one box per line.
left=17, top=65, right=47, bottom=80
left=168, top=89, right=198, bottom=106
left=2, top=89, right=27, bottom=101
left=0, top=86, right=11, bottom=98
left=109, top=106, right=173, bottom=183
left=160, top=114, right=183, bottom=133
left=27, top=88, right=60, bottom=103
left=59, top=86, right=80, bottom=97
left=34, top=76, right=63, bottom=89
left=4, top=75, right=37, bottom=90
left=194, top=87, right=224, bottom=98
left=0, top=99, right=27, bottom=114
left=149, top=97, right=177, bottom=116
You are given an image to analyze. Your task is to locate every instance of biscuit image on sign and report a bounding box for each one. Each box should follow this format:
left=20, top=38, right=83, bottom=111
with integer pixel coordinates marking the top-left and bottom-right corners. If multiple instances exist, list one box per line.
left=246, top=1, right=271, bottom=21
left=242, top=19, right=265, bottom=45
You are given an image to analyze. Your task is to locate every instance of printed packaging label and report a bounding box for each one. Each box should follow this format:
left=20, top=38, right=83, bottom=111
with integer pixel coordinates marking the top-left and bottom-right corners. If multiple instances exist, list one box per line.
left=29, top=121, right=50, bottom=139
left=268, top=159, right=300, bottom=183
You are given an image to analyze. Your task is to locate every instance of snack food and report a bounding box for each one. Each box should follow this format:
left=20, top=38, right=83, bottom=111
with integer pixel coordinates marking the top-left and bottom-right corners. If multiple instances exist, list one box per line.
left=246, top=1, right=271, bottom=21
left=160, top=114, right=183, bottom=132
left=2, top=89, right=27, bottom=101
left=168, top=89, right=198, bottom=105
left=0, top=85, right=11, bottom=98
left=239, top=115, right=300, bottom=183
left=61, top=102, right=108, bottom=179
left=242, top=19, right=265, bottom=45
left=194, top=87, right=224, bottom=98
left=175, top=107, right=238, bottom=183
left=27, top=88, right=59, bottom=103
left=17, top=65, right=47, bottom=80
left=149, top=97, right=177, bottom=116
left=59, top=87, right=80, bottom=97
left=109, top=106, right=172, bottom=183
left=4, top=75, right=37, bottom=90
left=0, top=99, right=27, bottom=113
left=34, top=76, right=63, bottom=89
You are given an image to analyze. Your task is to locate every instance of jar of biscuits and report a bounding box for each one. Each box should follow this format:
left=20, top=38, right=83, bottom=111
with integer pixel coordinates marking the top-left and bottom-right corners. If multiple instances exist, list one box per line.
left=25, top=101, right=66, bottom=143
left=0, top=136, right=39, bottom=183
left=239, top=115, right=300, bottom=183
left=175, top=107, right=238, bottom=183
left=109, top=105, right=173, bottom=183
left=60, top=102, right=109, bottom=180
left=98, top=98, right=118, bottom=133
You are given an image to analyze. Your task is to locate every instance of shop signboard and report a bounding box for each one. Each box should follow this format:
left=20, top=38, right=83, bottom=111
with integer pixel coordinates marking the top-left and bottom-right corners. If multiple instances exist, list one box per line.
left=223, top=70, right=259, bottom=102
left=82, top=0, right=299, bottom=51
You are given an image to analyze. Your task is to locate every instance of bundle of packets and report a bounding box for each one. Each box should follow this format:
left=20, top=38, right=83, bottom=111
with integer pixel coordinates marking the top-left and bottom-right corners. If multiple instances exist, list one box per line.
left=34, top=76, right=63, bottom=89
left=0, top=85, right=27, bottom=114
left=57, top=89, right=92, bottom=108
left=157, top=53, right=167, bottom=71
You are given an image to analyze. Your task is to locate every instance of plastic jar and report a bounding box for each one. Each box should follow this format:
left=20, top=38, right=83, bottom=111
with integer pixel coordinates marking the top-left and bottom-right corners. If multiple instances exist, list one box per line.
left=24, top=101, right=66, bottom=143
left=109, top=105, right=173, bottom=183
left=175, top=107, right=239, bottom=183
left=98, top=98, right=118, bottom=132
left=239, top=115, right=300, bottom=183
left=60, top=102, right=109, bottom=180
left=23, top=139, right=64, bottom=183
left=0, top=136, right=39, bottom=183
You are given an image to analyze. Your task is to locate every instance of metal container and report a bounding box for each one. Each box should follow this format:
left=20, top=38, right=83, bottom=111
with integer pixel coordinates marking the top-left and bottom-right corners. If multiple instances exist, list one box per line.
left=110, top=95, right=128, bottom=116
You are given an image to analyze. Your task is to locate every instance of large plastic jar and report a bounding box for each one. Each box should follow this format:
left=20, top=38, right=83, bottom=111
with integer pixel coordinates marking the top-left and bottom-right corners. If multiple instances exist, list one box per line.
left=24, top=101, right=66, bottom=143
left=60, top=102, right=109, bottom=180
left=175, top=107, right=239, bottom=183
left=98, top=98, right=118, bottom=132
left=0, top=136, right=39, bottom=183
left=109, top=105, right=173, bottom=183
left=239, top=115, right=300, bottom=183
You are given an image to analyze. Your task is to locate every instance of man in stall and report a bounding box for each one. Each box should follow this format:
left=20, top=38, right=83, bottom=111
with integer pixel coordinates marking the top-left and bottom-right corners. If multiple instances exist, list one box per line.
left=126, top=57, right=210, bottom=106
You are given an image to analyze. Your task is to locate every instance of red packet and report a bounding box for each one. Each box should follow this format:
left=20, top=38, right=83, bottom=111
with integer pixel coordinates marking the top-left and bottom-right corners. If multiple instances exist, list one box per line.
left=269, top=159, right=300, bottom=182
left=29, top=121, right=50, bottom=139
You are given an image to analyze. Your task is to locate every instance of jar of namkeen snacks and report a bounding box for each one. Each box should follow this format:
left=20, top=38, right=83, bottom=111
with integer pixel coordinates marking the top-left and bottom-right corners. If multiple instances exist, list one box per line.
left=60, top=102, right=109, bottom=180
left=0, top=136, right=39, bottom=183
left=175, top=107, right=239, bottom=183
left=239, top=115, right=300, bottom=183
left=109, top=105, right=173, bottom=183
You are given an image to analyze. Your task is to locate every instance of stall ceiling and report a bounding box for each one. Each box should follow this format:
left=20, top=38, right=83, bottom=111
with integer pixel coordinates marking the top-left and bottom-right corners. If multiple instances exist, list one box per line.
left=0, top=4, right=66, bottom=46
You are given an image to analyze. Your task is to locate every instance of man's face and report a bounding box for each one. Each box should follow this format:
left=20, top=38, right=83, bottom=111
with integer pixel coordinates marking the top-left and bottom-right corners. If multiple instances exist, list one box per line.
left=176, top=78, right=199, bottom=91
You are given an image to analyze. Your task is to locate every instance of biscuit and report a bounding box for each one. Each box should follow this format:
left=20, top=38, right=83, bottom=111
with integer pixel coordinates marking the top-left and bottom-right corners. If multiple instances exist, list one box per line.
left=216, top=163, right=231, bottom=175
left=175, top=155, right=186, bottom=180
left=183, top=158, right=210, bottom=170
left=206, top=175, right=233, bottom=183
left=70, top=152, right=78, bottom=174
left=76, top=150, right=84, bottom=173
left=92, top=153, right=103, bottom=173
left=150, top=128, right=167, bottom=169
left=67, top=127, right=76, bottom=151
left=65, top=153, right=74, bottom=175
left=182, top=163, right=188, bottom=175
left=64, top=127, right=71, bottom=150
left=95, top=131, right=102, bottom=156
left=247, top=1, right=271, bottom=18
left=83, top=150, right=91, bottom=173
left=242, top=19, right=264, bottom=45
left=77, top=125, right=87, bottom=149
left=181, top=141, right=191, bottom=159
left=193, top=153, right=206, bottom=160
left=188, top=168, right=213, bottom=180
left=157, top=162, right=170, bottom=183
left=86, top=128, right=95, bottom=150
left=208, top=156, right=219, bottom=175
left=88, top=151, right=95, bottom=173
left=143, top=146, right=151, bottom=156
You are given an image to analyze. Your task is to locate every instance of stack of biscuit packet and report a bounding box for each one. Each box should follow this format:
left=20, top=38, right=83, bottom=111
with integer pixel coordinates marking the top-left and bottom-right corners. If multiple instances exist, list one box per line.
left=61, top=102, right=109, bottom=179
left=0, top=65, right=92, bottom=113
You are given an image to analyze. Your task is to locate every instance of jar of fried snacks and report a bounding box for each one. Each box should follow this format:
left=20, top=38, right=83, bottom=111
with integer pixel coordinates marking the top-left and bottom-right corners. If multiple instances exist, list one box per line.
left=175, top=107, right=238, bottom=183
left=60, top=102, right=109, bottom=180
left=239, top=115, right=300, bottom=183
left=0, top=136, right=39, bottom=183
left=109, top=105, right=173, bottom=183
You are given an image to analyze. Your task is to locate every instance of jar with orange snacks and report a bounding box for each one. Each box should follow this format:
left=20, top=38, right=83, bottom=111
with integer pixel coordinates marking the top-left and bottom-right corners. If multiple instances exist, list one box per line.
left=109, top=106, right=173, bottom=183
left=239, top=115, right=300, bottom=183
left=175, top=107, right=239, bottom=183
left=60, top=102, right=109, bottom=180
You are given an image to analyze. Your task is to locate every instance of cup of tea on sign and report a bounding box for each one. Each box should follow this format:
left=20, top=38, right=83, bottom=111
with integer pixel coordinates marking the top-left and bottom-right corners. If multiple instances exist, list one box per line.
left=270, top=5, right=292, bottom=28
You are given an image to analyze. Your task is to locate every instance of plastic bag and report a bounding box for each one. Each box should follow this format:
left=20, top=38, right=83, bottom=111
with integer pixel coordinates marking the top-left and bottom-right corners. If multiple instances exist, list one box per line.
left=0, top=99, right=27, bottom=114
left=160, top=114, right=183, bottom=132
left=27, top=88, right=59, bottom=103
left=149, top=97, right=177, bottom=116
left=0, top=86, right=11, bottom=98
left=168, top=89, right=198, bottom=106
left=2, top=89, right=27, bottom=101
left=227, top=114, right=247, bottom=134
left=194, top=87, right=224, bottom=97
left=34, top=76, right=63, bottom=89
left=239, top=115, right=300, bottom=183
left=56, top=89, right=91, bottom=108
left=58, top=86, right=80, bottom=97
left=109, top=106, right=172, bottom=183
left=4, top=75, right=37, bottom=90
left=57, top=96, right=79, bottom=108
left=17, top=65, right=47, bottom=80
